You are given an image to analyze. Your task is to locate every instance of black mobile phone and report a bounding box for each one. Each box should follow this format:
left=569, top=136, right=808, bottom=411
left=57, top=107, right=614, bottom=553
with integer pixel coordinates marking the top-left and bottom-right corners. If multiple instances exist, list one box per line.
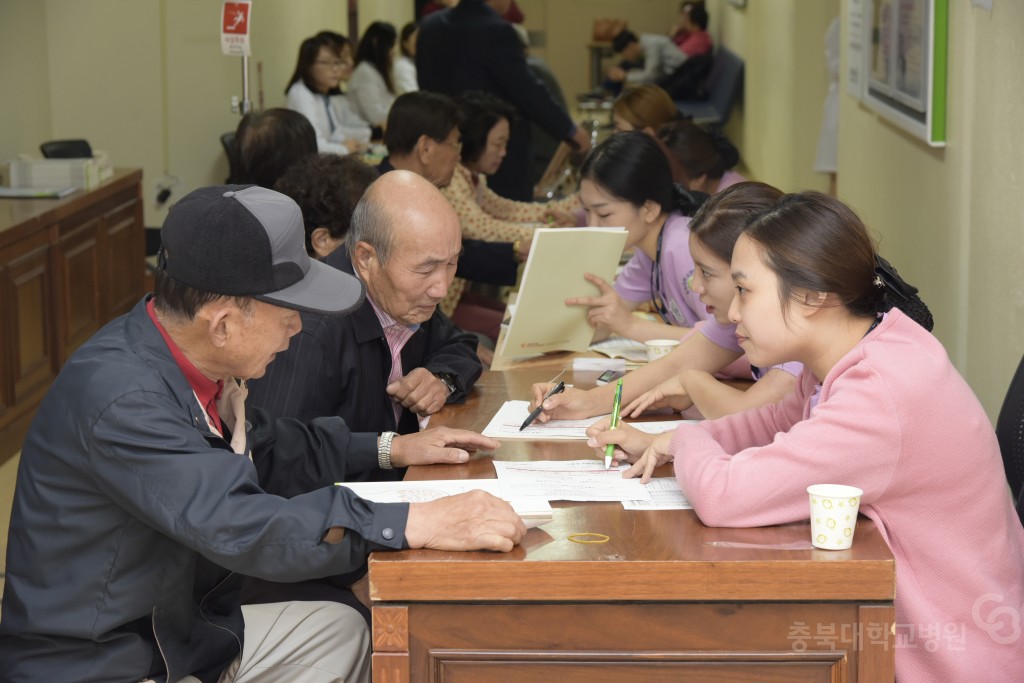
left=595, top=370, right=625, bottom=386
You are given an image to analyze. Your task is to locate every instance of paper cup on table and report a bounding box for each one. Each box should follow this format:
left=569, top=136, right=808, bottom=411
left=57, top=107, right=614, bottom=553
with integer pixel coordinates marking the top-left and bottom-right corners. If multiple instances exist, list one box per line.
left=645, top=338, right=680, bottom=362
left=807, top=484, right=863, bottom=550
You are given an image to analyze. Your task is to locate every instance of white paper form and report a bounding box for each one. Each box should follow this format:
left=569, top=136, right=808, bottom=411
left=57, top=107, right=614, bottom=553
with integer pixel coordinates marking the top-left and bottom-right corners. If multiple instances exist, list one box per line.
left=622, top=477, right=693, bottom=510
left=482, top=401, right=695, bottom=440
left=493, top=460, right=651, bottom=502
left=630, top=420, right=698, bottom=435
left=482, top=400, right=608, bottom=439
left=337, top=479, right=553, bottom=528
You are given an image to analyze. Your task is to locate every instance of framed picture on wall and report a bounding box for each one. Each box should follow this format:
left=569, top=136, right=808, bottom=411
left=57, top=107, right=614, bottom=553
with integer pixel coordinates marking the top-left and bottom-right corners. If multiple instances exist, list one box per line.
left=863, top=0, right=948, bottom=146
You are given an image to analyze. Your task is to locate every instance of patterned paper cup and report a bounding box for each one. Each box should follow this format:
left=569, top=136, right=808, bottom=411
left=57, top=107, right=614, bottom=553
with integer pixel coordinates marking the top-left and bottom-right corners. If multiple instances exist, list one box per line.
left=645, top=338, right=680, bottom=362
left=807, top=484, right=863, bottom=550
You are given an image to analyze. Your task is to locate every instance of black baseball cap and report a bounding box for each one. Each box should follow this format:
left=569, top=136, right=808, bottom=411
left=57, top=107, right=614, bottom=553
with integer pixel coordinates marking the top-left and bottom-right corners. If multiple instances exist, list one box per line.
left=159, top=185, right=364, bottom=315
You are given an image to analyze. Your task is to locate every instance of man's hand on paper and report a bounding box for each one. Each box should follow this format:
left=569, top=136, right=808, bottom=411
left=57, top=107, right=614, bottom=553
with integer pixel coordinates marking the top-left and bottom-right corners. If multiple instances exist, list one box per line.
left=529, top=383, right=598, bottom=422
left=624, top=373, right=695, bottom=417
left=387, top=367, right=450, bottom=416
left=566, top=273, right=636, bottom=338
left=391, top=427, right=501, bottom=467
left=585, top=417, right=654, bottom=466
left=405, top=490, right=526, bottom=552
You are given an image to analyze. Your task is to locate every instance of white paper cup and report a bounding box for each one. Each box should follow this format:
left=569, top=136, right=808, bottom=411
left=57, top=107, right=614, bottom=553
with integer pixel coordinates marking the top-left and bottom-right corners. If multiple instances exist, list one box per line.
left=645, top=338, right=680, bottom=362
left=807, top=484, right=863, bottom=550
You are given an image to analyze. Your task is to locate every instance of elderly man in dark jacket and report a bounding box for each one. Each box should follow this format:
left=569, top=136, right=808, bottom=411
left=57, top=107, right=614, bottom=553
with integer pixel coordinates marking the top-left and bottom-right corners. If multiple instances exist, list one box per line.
left=249, top=170, right=483, bottom=464
left=0, top=185, right=524, bottom=683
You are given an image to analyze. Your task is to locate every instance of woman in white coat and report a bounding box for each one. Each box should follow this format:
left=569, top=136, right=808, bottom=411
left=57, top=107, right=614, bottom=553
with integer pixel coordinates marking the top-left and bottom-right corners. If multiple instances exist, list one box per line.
left=348, top=22, right=398, bottom=129
left=285, top=32, right=372, bottom=155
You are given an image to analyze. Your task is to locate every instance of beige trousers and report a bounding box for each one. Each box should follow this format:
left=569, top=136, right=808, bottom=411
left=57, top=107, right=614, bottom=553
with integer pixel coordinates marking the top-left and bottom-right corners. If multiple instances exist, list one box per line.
left=167, top=601, right=370, bottom=683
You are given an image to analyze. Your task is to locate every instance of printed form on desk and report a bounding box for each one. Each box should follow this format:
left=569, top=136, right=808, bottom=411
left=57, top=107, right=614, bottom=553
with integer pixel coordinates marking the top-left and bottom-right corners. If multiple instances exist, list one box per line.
left=482, top=400, right=695, bottom=440
left=493, top=460, right=651, bottom=502
left=337, top=479, right=553, bottom=528
left=622, top=477, right=693, bottom=510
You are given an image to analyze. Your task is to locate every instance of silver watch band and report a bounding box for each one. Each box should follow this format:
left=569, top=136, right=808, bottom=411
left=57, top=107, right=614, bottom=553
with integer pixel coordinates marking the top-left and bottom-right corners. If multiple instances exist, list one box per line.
left=378, top=431, right=397, bottom=470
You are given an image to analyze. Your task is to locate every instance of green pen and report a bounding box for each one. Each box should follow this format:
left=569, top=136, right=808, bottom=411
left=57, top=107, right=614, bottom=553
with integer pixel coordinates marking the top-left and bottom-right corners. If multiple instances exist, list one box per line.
left=605, top=379, right=623, bottom=469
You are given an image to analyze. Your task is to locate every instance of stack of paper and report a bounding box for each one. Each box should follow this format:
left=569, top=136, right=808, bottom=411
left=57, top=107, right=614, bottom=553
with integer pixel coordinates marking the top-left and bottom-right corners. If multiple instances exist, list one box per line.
left=0, top=186, right=78, bottom=199
left=9, top=158, right=108, bottom=191
left=336, top=479, right=553, bottom=528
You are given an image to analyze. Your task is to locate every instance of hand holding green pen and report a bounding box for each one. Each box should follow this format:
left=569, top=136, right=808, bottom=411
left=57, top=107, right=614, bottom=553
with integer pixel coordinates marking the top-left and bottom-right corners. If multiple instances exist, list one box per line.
left=604, top=379, right=624, bottom=469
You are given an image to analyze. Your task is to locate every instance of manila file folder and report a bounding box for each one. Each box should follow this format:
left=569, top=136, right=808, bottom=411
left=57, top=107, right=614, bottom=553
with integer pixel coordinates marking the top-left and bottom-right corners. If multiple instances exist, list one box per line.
left=500, top=227, right=627, bottom=358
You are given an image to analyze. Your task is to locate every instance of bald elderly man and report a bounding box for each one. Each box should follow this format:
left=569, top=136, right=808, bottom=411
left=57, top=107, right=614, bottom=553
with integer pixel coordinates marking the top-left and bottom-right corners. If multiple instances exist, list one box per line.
left=249, top=170, right=481, bottom=463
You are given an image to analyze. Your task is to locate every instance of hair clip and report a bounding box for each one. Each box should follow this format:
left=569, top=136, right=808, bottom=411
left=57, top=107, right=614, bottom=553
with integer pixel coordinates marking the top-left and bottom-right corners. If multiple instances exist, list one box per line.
left=873, top=254, right=919, bottom=300
left=873, top=274, right=884, bottom=288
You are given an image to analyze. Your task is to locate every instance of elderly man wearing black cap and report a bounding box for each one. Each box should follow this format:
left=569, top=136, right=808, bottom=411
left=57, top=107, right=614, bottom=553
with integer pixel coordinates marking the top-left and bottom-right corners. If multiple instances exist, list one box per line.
left=0, top=186, right=525, bottom=683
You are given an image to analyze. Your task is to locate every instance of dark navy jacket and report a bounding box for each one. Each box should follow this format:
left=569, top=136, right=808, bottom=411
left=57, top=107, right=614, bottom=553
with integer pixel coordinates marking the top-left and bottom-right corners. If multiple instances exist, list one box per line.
left=0, top=297, right=408, bottom=682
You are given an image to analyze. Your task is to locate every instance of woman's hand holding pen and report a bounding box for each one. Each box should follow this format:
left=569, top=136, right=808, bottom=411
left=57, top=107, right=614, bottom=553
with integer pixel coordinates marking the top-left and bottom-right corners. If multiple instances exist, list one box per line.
left=585, top=418, right=654, bottom=466
left=529, top=383, right=604, bottom=422
left=624, top=373, right=695, bottom=417
left=565, top=273, right=635, bottom=338
left=587, top=420, right=676, bottom=483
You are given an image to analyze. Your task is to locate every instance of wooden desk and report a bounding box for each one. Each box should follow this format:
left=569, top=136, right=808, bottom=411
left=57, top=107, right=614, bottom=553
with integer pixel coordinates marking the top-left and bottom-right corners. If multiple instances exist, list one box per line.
left=369, top=368, right=897, bottom=682
left=0, top=169, right=145, bottom=464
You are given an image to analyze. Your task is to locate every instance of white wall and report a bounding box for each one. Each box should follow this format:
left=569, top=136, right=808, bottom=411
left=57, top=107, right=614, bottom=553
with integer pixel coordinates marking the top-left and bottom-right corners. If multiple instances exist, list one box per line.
left=835, top=0, right=1024, bottom=417
left=1, top=0, right=347, bottom=227
left=0, top=1, right=53, bottom=164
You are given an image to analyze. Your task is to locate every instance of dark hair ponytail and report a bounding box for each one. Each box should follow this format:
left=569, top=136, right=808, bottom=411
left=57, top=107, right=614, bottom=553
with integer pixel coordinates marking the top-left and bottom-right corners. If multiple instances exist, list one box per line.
left=671, top=184, right=709, bottom=217
left=707, top=125, right=740, bottom=170
left=580, top=131, right=683, bottom=215
left=744, top=192, right=933, bottom=331
left=872, top=255, right=934, bottom=331
left=657, top=120, right=740, bottom=183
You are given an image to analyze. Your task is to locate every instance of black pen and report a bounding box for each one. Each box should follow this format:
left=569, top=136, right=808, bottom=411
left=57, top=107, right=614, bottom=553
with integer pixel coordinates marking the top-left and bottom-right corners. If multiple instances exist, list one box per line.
left=520, top=381, right=565, bottom=431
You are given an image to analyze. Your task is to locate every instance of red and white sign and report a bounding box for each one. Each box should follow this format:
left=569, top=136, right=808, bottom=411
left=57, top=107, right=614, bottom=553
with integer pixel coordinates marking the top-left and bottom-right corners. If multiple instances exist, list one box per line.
left=221, top=1, right=252, bottom=57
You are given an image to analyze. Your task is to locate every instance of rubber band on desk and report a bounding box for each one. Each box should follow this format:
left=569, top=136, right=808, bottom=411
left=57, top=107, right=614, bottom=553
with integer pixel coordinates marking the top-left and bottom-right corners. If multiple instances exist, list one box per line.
left=568, top=532, right=610, bottom=544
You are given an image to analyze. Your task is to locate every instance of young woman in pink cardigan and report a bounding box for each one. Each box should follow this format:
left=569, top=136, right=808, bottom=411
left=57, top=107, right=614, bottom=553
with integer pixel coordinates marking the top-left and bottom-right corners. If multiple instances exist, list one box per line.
left=589, top=192, right=1024, bottom=682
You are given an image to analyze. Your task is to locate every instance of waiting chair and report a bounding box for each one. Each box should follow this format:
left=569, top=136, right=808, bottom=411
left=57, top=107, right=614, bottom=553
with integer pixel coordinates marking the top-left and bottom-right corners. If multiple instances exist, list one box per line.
left=40, top=139, right=93, bottom=159
left=996, top=352, right=1024, bottom=522
left=676, top=46, right=744, bottom=126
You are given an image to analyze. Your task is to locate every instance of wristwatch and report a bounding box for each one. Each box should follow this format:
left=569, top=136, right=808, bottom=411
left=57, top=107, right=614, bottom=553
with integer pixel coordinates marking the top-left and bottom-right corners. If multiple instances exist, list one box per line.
left=377, top=431, right=396, bottom=470
left=435, top=372, right=458, bottom=397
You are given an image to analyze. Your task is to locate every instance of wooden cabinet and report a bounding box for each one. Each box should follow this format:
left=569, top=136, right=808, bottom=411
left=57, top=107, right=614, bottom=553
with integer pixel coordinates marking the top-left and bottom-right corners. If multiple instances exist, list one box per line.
left=0, top=169, right=144, bottom=464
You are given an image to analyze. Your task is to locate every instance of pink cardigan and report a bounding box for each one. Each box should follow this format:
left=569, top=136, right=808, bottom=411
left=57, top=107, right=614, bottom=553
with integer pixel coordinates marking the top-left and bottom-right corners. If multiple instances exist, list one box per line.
left=670, top=310, right=1024, bottom=682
